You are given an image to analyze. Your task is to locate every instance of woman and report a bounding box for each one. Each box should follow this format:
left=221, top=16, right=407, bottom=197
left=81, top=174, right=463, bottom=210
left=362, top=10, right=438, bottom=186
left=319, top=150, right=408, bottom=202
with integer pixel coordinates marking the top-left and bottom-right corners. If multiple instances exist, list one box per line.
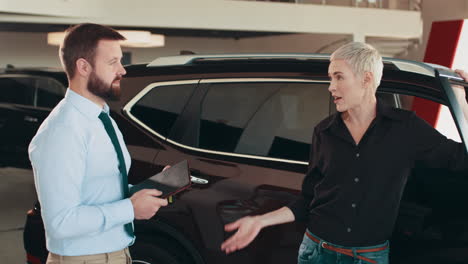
left=221, top=42, right=468, bottom=264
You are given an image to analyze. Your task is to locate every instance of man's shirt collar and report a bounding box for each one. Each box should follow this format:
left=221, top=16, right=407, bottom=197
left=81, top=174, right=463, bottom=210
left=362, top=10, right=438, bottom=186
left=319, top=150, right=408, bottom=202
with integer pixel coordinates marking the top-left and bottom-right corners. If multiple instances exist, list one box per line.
left=65, top=88, right=109, bottom=119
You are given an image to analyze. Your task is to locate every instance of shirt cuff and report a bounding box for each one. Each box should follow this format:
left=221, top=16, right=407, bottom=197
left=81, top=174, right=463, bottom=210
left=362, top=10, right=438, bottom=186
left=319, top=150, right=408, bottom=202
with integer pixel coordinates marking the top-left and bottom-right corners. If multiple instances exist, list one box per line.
left=121, top=198, right=135, bottom=223
left=98, top=198, right=135, bottom=230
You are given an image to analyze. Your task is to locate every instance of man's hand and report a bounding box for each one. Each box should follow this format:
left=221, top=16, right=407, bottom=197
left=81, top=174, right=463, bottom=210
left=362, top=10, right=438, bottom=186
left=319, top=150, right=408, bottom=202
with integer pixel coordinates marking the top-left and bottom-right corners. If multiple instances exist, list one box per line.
left=221, top=216, right=263, bottom=254
left=130, top=189, right=168, bottom=220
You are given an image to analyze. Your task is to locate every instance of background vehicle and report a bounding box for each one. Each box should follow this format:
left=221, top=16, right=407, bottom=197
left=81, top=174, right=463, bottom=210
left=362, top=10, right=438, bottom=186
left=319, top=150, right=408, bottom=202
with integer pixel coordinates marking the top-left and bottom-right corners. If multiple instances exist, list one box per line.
left=0, top=66, right=67, bottom=168
left=24, top=54, right=468, bottom=264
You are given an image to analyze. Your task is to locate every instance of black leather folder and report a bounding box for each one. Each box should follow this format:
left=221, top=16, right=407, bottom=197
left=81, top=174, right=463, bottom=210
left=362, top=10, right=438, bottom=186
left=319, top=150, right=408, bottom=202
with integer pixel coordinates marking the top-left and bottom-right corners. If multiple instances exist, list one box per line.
left=131, top=160, right=191, bottom=198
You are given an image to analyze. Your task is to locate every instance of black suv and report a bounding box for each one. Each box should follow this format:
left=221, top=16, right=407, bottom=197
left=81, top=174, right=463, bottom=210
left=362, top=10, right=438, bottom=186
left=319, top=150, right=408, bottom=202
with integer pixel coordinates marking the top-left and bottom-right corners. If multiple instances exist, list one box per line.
left=24, top=54, right=468, bottom=264
left=0, top=67, right=67, bottom=168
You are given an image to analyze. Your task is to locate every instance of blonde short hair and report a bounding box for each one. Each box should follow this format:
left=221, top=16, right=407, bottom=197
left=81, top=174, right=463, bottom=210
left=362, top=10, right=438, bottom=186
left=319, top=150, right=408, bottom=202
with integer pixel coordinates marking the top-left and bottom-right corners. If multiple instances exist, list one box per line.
left=330, top=42, right=383, bottom=89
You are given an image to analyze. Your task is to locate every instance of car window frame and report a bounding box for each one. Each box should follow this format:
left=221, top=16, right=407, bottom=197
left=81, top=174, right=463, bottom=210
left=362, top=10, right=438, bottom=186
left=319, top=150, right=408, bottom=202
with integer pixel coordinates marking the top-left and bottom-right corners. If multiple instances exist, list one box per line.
left=124, top=73, right=467, bottom=166
left=123, top=79, right=201, bottom=140
left=0, top=74, right=66, bottom=109
left=34, top=76, right=67, bottom=109
left=437, top=72, right=468, bottom=151
left=124, top=78, right=331, bottom=166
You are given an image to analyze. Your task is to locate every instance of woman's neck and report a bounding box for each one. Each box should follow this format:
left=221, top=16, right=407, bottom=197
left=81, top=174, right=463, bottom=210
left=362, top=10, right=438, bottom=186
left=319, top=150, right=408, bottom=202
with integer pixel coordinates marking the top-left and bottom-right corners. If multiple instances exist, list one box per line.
left=342, top=96, right=377, bottom=126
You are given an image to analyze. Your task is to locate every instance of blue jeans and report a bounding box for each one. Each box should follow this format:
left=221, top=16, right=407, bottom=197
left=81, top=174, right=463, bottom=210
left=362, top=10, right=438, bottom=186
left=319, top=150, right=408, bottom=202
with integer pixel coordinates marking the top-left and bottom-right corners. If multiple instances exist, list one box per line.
left=298, top=230, right=389, bottom=264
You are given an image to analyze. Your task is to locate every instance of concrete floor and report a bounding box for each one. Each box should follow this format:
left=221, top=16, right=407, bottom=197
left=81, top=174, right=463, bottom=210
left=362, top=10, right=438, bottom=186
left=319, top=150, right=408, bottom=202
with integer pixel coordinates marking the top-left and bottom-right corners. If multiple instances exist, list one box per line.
left=0, top=167, right=37, bottom=264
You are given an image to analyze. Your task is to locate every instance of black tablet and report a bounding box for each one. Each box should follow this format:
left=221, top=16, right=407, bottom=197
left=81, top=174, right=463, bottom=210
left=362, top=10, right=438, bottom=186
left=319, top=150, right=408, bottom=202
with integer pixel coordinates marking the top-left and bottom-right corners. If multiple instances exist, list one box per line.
left=131, top=160, right=191, bottom=198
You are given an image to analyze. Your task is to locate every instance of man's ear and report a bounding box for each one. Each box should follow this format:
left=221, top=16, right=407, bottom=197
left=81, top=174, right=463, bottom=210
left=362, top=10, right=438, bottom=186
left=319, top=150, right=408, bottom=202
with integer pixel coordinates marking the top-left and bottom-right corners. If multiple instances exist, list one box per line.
left=75, top=58, right=92, bottom=78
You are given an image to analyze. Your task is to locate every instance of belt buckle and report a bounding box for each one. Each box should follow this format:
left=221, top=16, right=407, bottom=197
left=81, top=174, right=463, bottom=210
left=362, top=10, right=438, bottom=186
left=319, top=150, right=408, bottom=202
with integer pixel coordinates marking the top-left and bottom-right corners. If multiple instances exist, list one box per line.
left=321, top=242, right=328, bottom=248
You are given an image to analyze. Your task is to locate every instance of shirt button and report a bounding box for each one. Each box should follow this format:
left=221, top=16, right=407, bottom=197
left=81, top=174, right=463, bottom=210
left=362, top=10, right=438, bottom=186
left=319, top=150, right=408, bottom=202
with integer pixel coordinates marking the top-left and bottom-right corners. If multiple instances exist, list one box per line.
left=347, top=228, right=352, bottom=232
left=356, top=153, right=360, bottom=158
left=351, top=203, right=356, bottom=208
left=354, top=177, right=360, bottom=183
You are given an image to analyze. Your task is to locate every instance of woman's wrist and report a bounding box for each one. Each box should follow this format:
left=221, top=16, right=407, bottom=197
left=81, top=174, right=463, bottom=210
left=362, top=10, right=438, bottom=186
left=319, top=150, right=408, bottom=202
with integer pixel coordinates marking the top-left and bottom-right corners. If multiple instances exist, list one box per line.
left=254, top=214, right=269, bottom=229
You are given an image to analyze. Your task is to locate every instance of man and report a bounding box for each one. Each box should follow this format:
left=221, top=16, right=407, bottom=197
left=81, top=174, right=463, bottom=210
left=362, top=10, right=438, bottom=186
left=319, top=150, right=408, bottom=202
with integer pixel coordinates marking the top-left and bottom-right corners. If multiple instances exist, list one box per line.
left=29, top=23, right=168, bottom=264
left=221, top=42, right=468, bottom=264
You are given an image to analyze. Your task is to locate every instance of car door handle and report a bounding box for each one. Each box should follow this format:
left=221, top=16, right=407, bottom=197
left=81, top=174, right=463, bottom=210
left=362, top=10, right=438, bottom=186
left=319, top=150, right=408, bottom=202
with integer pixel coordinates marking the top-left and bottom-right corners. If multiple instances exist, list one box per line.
left=24, top=116, right=38, bottom=123
left=190, top=175, right=209, bottom=185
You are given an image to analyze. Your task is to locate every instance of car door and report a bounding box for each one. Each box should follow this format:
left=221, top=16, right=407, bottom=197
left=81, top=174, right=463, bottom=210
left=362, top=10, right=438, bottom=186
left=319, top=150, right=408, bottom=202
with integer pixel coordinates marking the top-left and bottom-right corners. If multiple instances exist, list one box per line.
left=0, top=75, right=34, bottom=160
left=149, top=77, right=331, bottom=264
left=371, top=69, right=468, bottom=264
left=0, top=75, right=64, bottom=167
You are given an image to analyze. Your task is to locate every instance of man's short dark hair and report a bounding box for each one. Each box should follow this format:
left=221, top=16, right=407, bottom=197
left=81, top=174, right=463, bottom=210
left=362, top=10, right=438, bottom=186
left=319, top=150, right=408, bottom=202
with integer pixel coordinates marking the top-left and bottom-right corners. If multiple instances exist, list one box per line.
left=59, top=23, right=126, bottom=79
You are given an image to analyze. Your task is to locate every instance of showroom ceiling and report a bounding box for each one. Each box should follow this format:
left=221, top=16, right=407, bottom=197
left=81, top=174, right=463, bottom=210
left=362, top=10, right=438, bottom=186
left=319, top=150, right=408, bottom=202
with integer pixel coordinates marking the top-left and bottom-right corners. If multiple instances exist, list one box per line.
left=0, top=21, right=287, bottom=39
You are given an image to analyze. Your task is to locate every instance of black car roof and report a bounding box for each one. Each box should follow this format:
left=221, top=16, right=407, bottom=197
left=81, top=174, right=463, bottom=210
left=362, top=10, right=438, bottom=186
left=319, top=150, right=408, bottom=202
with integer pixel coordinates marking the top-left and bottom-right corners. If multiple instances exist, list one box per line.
left=1, top=67, right=68, bottom=86
left=141, top=53, right=463, bottom=82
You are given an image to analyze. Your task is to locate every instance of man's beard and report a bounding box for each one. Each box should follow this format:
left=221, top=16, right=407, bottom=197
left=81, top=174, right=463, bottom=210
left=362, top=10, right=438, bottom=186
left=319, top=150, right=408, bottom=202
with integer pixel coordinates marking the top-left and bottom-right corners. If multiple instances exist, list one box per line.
left=87, top=71, right=121, bottom=101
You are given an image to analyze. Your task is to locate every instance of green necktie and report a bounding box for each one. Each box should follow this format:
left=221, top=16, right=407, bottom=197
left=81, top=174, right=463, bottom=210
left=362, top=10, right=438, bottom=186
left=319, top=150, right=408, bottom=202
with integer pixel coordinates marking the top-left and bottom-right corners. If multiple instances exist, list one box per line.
left=98, top=111, right=134, bottom=237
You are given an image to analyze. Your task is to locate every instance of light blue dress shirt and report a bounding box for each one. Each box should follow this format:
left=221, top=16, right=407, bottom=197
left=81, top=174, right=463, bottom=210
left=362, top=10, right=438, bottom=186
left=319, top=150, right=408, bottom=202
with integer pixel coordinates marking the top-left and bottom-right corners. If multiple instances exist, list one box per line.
left=29, top=89, right=134, bottom=256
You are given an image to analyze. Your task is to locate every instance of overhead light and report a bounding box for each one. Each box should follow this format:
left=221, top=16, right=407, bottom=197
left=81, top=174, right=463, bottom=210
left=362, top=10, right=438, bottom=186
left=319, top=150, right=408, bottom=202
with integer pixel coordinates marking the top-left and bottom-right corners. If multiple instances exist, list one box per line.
left=47, top=30, right=165, bottom=48
left=47, top=32, right=66, bottom=46
left=118, top=30, right=165, bottom=48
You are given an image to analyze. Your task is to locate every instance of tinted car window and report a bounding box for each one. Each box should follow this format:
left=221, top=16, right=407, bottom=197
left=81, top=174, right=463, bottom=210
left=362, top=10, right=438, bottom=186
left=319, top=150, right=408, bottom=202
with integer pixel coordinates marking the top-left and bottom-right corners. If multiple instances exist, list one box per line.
left=0, top=77, right=35, bottom=106
left=130, top=83, right=196, bottom=138
left=376, top=91, right=461, bottom=142
left=196, top=81, right=330, bottom=161
left=395, top=93, right=461, bottom=142
left=36, top=78, right=65, bottom=108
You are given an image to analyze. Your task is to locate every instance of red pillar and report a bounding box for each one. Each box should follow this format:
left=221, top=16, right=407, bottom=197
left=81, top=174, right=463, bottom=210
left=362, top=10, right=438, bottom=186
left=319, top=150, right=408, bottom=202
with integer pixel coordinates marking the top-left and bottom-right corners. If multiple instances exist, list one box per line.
left=414, top=20, right=464, bottom=126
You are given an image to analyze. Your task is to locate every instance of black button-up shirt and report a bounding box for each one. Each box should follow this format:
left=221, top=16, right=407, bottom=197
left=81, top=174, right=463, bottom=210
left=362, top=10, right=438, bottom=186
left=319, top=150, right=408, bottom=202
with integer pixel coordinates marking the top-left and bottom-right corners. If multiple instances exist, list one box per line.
left=287, top=101, right=468, bottom=247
